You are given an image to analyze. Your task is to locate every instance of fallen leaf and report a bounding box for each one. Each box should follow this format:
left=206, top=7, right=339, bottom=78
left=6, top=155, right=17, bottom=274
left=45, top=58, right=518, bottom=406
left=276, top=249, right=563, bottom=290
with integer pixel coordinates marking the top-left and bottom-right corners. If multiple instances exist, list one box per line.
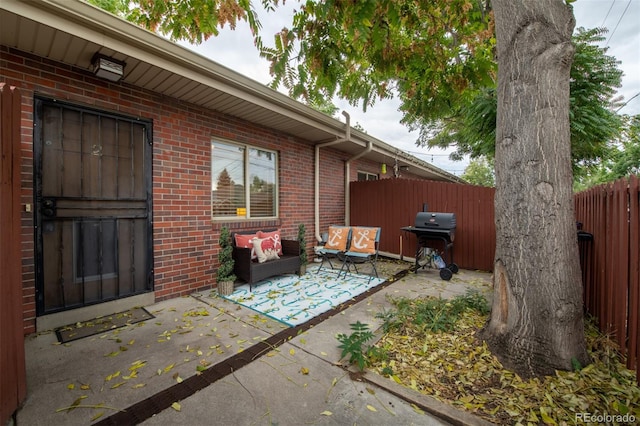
left=66, top=395, right=88, bottom=412
left=300, top=367, right=309, bottom=375
left=67, top=383, right=75, bottom=390
left=171, top=402, right=181, bottom=412
left=123, top=371, right=138, bottom=380
left=105, top=371, right=121, bottom=381
left=540, top=407, right=557, bottom=425
left=366, top=405, right=377, bottom=412
left=129, top=360, right=147, bottom=371
left=289, top=348, right=295, bottom=356
left=320, top=411, right=332, bottom=416
left=91, top=412, right=104, bottom=421
left=411, top=404, right=424, bottom=415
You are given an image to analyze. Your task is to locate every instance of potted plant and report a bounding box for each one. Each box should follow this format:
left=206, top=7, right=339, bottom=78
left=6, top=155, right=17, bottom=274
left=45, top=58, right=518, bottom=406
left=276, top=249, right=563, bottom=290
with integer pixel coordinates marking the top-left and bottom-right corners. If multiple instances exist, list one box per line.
left=217, top=226, right=236, bottom=295
left=298, top=223, right=308, bottom=275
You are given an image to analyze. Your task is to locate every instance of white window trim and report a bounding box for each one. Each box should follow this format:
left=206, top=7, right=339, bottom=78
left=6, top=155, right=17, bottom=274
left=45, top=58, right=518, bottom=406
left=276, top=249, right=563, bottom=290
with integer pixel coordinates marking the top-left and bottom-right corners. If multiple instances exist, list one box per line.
left=211, top=139, right=279, bottom=221
left=358, top=171, right=379, bottom=181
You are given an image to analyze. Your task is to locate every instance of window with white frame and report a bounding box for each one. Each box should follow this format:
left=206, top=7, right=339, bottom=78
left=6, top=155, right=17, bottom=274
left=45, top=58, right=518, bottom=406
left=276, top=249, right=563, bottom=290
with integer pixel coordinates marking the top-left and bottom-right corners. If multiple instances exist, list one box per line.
left=211, top=140, right=278, bottom=219
left=357, top=171, right=379, bottom=181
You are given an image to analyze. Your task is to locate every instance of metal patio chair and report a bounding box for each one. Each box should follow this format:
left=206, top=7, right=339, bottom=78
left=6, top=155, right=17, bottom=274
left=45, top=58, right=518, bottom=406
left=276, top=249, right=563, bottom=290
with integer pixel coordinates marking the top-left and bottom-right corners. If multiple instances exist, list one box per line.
left=316, top=226, right=351, bottom=274
left=338, top=226, right=381, bottom=283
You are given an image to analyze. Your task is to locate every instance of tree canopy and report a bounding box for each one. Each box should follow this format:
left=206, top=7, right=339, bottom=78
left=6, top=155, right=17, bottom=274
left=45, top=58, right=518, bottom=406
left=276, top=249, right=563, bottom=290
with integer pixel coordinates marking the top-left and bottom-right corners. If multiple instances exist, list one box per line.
left=461, top=157, right=495, bottom=187
left=425, top=27, right=626, bottom=177
left=89, top=0, right=496, bottom=137
left=574, top=114, right=640, bottom=190
left=90, top=0, right=262, bottom=43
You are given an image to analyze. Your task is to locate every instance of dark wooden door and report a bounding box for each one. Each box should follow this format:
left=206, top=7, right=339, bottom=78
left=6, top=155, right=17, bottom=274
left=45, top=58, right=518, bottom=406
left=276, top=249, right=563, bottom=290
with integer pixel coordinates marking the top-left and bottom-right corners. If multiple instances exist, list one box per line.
left=34, top=98, right=153, bottom=315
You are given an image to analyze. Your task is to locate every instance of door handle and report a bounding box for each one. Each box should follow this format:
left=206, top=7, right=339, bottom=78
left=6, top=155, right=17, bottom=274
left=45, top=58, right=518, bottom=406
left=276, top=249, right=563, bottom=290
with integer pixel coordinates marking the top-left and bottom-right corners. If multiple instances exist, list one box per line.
left=42, top=198, right=57, bottom=217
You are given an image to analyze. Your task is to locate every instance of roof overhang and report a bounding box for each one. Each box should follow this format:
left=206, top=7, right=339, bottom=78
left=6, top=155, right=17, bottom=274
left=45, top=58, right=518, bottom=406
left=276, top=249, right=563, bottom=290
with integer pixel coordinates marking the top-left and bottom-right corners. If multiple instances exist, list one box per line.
left=0, top=0, right=463, bottom=183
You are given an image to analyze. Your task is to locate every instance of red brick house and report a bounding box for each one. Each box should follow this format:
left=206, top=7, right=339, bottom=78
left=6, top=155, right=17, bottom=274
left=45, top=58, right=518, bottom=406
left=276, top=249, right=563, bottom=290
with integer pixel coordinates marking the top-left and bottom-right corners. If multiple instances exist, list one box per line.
left=0, top=0, right=462, bottom=336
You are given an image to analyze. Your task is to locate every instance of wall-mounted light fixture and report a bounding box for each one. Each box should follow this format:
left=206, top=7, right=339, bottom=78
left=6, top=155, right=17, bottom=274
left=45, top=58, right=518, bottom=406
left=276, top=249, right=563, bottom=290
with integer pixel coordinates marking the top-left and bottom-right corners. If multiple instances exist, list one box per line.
left=91, top=53, right=125, bottom=82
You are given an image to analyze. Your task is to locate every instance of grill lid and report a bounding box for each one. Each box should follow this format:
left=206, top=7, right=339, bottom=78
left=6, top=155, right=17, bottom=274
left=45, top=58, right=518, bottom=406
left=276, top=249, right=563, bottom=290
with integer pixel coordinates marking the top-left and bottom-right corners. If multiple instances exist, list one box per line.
left=414, top=212, right=456, bottom=230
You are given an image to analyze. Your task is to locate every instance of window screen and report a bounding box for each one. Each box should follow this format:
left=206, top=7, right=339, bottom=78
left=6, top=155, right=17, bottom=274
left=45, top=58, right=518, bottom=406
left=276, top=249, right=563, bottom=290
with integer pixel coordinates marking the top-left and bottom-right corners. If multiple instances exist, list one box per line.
left=212, top=141, right=277, bottom=219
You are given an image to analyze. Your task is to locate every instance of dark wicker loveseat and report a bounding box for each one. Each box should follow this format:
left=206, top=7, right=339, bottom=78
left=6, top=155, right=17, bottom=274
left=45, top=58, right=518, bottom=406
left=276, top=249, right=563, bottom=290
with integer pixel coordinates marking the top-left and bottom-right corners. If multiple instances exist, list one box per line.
left=231, top=230, right=301, bottom=290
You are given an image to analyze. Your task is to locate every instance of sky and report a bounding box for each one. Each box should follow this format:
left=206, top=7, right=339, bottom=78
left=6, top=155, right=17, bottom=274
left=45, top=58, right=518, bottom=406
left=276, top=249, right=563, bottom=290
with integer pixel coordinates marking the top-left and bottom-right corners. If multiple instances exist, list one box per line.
left=179, top=0, right=640, bottom=176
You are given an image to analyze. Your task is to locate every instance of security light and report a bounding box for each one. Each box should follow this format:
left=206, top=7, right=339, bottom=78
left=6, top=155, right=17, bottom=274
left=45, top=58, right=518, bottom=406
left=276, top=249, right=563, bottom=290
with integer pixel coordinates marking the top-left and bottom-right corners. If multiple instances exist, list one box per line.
left=92, top=54, right=125, bottom=82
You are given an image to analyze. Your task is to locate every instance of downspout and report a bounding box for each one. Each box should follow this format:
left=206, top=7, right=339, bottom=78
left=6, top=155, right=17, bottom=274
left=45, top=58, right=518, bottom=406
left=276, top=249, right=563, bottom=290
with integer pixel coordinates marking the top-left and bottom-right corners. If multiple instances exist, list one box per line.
left=345, top=136, right=372, bottom=226
left=314, top=111, right=351, bottom=242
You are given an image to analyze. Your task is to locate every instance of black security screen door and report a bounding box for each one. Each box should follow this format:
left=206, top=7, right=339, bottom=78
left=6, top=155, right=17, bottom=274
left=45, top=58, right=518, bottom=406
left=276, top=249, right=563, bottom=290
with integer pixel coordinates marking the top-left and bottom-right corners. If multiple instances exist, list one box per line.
left=34, top=98, right=153, bottom=314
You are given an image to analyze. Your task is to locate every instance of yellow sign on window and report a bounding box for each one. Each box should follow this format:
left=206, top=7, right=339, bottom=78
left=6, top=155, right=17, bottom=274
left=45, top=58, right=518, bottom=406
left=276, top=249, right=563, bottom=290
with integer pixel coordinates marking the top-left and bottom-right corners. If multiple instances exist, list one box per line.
left=236, top=207, right=247, bottom=217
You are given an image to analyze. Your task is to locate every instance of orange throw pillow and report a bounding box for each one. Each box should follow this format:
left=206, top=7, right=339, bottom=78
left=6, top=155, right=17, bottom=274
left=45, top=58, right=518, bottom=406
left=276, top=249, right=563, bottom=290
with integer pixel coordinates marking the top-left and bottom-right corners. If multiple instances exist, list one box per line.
left=349, top=227, right=378, bottom=254
left=324, top=226, right=350, bottom=251
left=234, top=233, right=258, bottom=260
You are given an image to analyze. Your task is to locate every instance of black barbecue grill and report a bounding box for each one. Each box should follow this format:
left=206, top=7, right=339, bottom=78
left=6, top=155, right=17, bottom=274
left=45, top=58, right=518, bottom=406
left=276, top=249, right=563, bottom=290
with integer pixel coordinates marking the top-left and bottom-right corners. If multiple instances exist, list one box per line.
left=401, top=208, right=459, bottom=280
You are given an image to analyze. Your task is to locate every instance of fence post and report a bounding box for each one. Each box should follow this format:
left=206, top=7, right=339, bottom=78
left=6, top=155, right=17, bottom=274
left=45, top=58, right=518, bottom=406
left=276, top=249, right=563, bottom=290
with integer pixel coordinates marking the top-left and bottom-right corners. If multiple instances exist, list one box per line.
left=0, top=83, right=27, bottom=423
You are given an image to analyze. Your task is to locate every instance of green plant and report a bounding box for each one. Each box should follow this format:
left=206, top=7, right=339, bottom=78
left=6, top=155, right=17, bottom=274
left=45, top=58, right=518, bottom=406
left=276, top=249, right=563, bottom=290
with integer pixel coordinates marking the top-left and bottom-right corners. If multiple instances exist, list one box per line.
left=217, top=226, right=236, bottom=283
left=297, top=223, right=307, bottom=266
left=336, top=321, right=375, bottom=371
left=376, top=291, right=490, bottom=334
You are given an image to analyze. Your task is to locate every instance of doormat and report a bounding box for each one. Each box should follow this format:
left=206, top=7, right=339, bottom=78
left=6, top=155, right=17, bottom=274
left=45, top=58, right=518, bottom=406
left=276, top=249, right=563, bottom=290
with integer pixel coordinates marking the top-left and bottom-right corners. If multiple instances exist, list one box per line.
left=220, top=266, right=385, bottom=326
left=55, top=307, right=154, bottom=343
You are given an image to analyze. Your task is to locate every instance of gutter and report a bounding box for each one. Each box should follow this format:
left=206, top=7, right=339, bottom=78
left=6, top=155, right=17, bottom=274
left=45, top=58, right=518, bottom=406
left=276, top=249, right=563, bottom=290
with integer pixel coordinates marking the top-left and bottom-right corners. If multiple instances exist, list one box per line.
left=344, top=136, right=372, bottom=226
left=314, top=111, right=352, bottom=243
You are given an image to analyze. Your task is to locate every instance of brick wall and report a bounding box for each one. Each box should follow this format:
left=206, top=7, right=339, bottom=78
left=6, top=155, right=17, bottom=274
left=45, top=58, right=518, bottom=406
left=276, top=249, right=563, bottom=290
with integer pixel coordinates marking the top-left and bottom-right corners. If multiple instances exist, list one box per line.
left=1, top=46, right=384, bottom=334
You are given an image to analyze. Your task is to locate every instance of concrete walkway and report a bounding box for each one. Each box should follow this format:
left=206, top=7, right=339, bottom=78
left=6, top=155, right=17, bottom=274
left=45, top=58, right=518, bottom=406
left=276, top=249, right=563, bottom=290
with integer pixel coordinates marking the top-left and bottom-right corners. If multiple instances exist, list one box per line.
left=17, top=261, right=493, bottom=426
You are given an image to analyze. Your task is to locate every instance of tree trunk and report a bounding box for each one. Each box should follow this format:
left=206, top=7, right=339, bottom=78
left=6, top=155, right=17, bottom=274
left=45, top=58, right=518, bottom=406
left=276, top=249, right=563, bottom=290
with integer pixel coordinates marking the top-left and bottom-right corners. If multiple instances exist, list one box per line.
left=480, top=0, right=590, bottom=377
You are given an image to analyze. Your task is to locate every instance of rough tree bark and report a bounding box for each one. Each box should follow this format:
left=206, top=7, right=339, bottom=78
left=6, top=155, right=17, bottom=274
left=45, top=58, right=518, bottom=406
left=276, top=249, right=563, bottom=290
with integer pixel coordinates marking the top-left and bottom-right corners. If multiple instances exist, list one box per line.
left=479, top=0, right=590, bottom=377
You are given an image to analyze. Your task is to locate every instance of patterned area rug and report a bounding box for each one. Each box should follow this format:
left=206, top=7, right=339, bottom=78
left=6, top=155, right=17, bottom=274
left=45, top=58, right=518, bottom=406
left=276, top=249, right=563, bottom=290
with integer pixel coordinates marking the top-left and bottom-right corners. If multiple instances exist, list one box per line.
left=221, top=266, right=386, bottom=326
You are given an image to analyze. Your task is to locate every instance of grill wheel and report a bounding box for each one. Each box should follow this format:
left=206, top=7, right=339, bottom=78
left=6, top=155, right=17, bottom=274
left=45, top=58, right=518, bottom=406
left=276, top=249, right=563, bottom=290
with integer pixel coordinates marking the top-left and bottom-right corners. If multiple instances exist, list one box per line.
left=415, top=247, right=458, bottom=281
left=439, top=268, right=453, bottom=280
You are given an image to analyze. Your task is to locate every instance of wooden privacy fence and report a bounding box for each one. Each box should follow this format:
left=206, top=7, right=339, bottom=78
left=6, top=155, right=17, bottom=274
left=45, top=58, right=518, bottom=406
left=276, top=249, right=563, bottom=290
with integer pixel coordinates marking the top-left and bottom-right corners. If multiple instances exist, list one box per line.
left=350, top=178, right=496, bottom=271
left=575, top=175, right=640, bottom=382
left=0, top=84, right=27, bottom=423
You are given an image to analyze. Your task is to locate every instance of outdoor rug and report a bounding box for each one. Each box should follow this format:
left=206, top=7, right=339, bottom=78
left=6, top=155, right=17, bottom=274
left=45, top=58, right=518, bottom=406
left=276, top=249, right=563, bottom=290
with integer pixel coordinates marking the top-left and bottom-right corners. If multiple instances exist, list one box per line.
left=55, top=307, right=154, bottom=343
left=220, top=266, right=386, bottom=326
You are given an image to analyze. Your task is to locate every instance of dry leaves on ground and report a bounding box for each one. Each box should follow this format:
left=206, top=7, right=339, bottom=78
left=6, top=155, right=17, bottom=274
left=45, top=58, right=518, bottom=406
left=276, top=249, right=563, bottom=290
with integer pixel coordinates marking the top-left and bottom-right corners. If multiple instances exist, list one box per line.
left=368, top=298, right=640, bottom=425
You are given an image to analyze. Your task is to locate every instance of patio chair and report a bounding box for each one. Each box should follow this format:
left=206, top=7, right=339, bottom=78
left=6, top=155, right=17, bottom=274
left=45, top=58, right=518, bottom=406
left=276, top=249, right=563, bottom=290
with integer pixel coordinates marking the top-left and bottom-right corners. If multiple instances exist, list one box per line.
left=338, top=226, right=381, bottom=283
left=316, top=226, right=351, bottom=274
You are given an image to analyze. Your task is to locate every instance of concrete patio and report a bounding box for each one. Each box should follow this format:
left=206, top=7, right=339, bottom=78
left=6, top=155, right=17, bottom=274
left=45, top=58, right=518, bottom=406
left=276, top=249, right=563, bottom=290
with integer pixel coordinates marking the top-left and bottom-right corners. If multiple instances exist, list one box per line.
left=17, top=259, right=493, bottom=426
